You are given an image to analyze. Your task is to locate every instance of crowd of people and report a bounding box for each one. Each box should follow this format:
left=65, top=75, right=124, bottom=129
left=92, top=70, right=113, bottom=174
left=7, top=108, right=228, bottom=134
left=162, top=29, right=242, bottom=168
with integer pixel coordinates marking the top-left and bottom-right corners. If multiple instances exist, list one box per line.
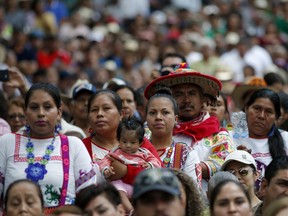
left=0, top=0, right=288, bottom=216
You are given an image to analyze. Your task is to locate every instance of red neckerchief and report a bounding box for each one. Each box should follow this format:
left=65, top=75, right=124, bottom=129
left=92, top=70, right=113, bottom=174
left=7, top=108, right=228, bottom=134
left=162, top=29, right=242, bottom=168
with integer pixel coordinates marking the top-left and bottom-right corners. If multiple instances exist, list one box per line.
left=173, top=112, right=220, bottom=142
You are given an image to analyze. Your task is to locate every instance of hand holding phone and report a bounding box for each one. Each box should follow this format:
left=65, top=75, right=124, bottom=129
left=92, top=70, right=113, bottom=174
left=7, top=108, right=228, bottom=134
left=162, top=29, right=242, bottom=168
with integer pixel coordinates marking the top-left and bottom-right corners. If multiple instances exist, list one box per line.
left=0, top=67, right=9, bottom=82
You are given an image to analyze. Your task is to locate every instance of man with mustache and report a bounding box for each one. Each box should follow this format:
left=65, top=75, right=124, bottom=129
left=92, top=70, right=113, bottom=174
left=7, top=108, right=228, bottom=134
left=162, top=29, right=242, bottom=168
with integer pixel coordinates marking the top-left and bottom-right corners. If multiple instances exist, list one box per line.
left=144, top=62, right=235, bottom=192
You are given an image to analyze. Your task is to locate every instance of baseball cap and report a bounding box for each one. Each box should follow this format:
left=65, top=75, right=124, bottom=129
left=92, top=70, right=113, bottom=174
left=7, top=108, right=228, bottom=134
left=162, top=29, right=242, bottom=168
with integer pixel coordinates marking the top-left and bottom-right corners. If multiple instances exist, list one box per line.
left=132, top=168, right=181, bottom=200
left=221, top=150, right=257, bottom=171
left=72, top=83, right=97, bottom=100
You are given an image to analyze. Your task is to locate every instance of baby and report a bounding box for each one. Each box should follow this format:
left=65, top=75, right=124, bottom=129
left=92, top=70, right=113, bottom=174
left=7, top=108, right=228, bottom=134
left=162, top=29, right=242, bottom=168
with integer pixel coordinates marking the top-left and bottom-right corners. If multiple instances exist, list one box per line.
left=97, top=116, right=162, bottom=213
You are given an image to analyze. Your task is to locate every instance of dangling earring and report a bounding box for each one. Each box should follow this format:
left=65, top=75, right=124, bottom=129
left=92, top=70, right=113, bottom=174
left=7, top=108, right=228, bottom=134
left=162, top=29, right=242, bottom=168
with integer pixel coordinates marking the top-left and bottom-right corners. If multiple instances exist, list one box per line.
left=55, top=122, right=62, bottom=134
left=89, top=128, right=95, bottom=137
left=25, top=124, right=31, bottom=134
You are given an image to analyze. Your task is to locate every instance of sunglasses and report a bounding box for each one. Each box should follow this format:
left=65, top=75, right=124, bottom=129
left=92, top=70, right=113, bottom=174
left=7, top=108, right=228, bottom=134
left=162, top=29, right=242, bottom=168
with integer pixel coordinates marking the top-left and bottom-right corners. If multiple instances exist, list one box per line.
left=227, top=167, right=252, bottom=177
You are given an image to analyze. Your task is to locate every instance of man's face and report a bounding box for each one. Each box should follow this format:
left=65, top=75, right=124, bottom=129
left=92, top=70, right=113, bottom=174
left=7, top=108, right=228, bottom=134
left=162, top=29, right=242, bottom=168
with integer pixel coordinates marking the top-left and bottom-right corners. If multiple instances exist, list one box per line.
left=71, top=91, right=92, bottom=121
left=171, top=84, right=204, bottom=121
left=262, top=169, right=288, bottom=211
left=133, top=191, right=185, bottom=216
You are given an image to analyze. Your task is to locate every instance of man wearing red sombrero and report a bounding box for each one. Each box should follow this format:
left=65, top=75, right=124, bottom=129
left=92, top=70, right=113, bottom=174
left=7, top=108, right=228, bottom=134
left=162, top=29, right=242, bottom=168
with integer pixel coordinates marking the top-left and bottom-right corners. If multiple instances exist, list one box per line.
left=145, top=63, right=236, bottom=191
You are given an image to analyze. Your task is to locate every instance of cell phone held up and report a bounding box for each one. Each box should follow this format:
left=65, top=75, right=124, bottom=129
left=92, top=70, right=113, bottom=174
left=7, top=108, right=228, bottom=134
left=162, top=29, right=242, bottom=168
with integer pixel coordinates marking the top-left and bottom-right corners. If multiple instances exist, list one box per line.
left=0, top=69, right=9, bottom=81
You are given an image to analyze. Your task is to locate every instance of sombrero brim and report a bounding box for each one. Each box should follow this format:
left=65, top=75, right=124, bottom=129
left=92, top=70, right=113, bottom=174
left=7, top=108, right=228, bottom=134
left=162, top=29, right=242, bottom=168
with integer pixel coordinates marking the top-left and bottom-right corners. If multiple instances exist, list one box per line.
left=231, top=85, right=264, bottom=110
left=144, top=72, right=222, bottom=99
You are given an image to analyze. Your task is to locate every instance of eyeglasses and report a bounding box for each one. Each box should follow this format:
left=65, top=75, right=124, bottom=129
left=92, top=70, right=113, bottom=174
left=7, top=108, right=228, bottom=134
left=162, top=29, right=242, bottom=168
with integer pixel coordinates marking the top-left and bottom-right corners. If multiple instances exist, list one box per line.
left=8, top=114, right=25, bottom=121
left=227, top=167, right=252, bottom=177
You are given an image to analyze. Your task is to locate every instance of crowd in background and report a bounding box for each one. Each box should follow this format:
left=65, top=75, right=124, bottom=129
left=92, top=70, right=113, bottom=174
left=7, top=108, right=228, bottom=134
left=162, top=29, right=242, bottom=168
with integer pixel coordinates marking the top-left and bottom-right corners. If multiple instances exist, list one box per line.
left=0, top=0, right=288, bottom=216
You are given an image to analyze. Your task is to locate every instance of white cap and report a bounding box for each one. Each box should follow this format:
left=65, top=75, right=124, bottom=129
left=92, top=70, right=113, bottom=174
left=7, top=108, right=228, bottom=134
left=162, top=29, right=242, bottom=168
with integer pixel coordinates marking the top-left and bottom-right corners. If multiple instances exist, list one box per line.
left=221, top=150, right=257, bottom=171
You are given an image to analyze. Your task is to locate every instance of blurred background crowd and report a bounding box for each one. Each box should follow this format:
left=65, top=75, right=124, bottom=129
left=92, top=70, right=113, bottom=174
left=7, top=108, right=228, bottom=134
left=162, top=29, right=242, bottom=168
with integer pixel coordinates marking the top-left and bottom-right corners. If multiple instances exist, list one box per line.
left=0, top=0, right=288, bottom=130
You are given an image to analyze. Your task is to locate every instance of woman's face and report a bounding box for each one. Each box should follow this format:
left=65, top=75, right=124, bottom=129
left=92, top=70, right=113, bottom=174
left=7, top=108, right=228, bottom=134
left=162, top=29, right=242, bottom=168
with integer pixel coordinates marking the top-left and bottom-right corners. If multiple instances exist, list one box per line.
left=225, top=161, right=257, bottom=192
left=207, top=95, right=226, bottom=122
left=146, top=97, right=177, bottom=137
left=89, top=94, right=122, bottom=135
left=25, top=90, right=61, bottom=138
left=85, top=194, right=125, bottom=216
left=6, top=182, right=43, bottom=216
left=245, top=98, right=277, bottom=138
left=7, top=104, right=26, bottom=132
left=116, top=88, right=136, bottom=118
left=212, top=182, right=252, bottom=216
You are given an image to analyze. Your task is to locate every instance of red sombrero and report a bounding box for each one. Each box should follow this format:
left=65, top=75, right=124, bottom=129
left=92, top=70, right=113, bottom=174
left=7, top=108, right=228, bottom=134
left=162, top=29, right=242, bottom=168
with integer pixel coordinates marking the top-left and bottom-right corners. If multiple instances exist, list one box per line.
left=144, top=63, right=222, bottom=99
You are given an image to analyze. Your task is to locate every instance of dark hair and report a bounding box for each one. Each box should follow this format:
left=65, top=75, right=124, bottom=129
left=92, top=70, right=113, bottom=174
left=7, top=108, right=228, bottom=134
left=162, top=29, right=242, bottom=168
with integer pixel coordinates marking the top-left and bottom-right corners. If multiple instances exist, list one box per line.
left=146, top=91, right=179, bottom=116
left=117, top=116, right=144, bottom=143
left=25, top=83, right=61, bottom=109
left=264, top=156, right=288, bottom=184
left=210, top=180, right=251, bottom=214
left=5, top=179, right=44, bottom=212
left=135, top=86, right=146, bottom=107
left=0, top=90, right=8, bottom=119
left=171, top=169, right=204, bottom=216
left=75, top=183, right=122, bottom=210
left=52, top=205, right=83, bottom=215
left=112, top=85, right=136, bottom=101
left=88, top=89, right=122, bottom=113
left=278, top=92, right=288, bottom=113
left=245, top=88, right=285, bottom=159
left=161, top=53, right=187, bottom=65
left=264, top=72, right=285, bottom=86
left=219, top=92, right=228, bottom=114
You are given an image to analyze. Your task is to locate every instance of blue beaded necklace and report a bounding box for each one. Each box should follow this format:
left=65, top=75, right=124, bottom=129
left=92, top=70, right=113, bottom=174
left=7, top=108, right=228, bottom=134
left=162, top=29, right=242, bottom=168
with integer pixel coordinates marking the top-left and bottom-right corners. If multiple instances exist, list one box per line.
left=25, top=133, right=56, bottom=183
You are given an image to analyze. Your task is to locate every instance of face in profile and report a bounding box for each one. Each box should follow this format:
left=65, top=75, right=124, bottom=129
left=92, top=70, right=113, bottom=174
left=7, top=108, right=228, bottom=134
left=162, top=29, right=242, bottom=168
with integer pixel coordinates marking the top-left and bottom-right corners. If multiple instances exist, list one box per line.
left=212, top=182, right=252, bottom=216
left=6, top=182, right=43, bottom=216
left=85, top=193, right=125, bottom=216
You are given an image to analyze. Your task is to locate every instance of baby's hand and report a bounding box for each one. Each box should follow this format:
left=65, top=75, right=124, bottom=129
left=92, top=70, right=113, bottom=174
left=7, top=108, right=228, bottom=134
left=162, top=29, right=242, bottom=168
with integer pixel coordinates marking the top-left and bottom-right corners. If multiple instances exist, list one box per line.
left=103, top=167, right=115, bottom=178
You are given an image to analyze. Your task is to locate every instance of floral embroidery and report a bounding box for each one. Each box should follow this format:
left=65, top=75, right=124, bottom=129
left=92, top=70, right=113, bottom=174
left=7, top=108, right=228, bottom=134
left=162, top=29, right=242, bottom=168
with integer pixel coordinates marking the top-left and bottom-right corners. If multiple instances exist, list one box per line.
left=44, top=184, right=61, bottom=205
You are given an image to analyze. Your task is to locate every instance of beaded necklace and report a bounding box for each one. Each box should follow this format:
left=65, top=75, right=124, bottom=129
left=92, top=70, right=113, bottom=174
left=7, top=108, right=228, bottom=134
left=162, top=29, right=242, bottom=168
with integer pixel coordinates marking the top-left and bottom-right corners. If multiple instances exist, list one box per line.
left=162, top=141, right=175, bottom=168
left=25, top=134, right=56, bottom=183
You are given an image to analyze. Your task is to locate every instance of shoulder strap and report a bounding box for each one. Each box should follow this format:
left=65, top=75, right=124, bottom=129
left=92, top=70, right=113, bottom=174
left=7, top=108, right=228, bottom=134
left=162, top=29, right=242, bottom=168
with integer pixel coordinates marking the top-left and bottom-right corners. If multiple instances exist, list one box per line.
left=59, top=135, right=70, bottom=206
left=173, top=143, right=184, bottom=169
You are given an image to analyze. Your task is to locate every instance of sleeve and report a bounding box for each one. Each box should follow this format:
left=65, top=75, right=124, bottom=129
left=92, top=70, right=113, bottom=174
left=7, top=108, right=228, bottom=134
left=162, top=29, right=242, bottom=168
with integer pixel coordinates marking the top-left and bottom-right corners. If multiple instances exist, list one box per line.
left=122, top=165, right=144, bottom=185
left=202, top=132, right=236, bottom=178
left=122, top=138, right=163, bottom=185
left=0, top=134, right=9, bottom=212
left=71, top=137, right=98, bottom=192
left=97, top=156, right=111, bottom=174
left=141, top=138, right=163, bottom=166
left=182, top=147, right=202, bottom=188
left=144, top=150, right=162, bottom=168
